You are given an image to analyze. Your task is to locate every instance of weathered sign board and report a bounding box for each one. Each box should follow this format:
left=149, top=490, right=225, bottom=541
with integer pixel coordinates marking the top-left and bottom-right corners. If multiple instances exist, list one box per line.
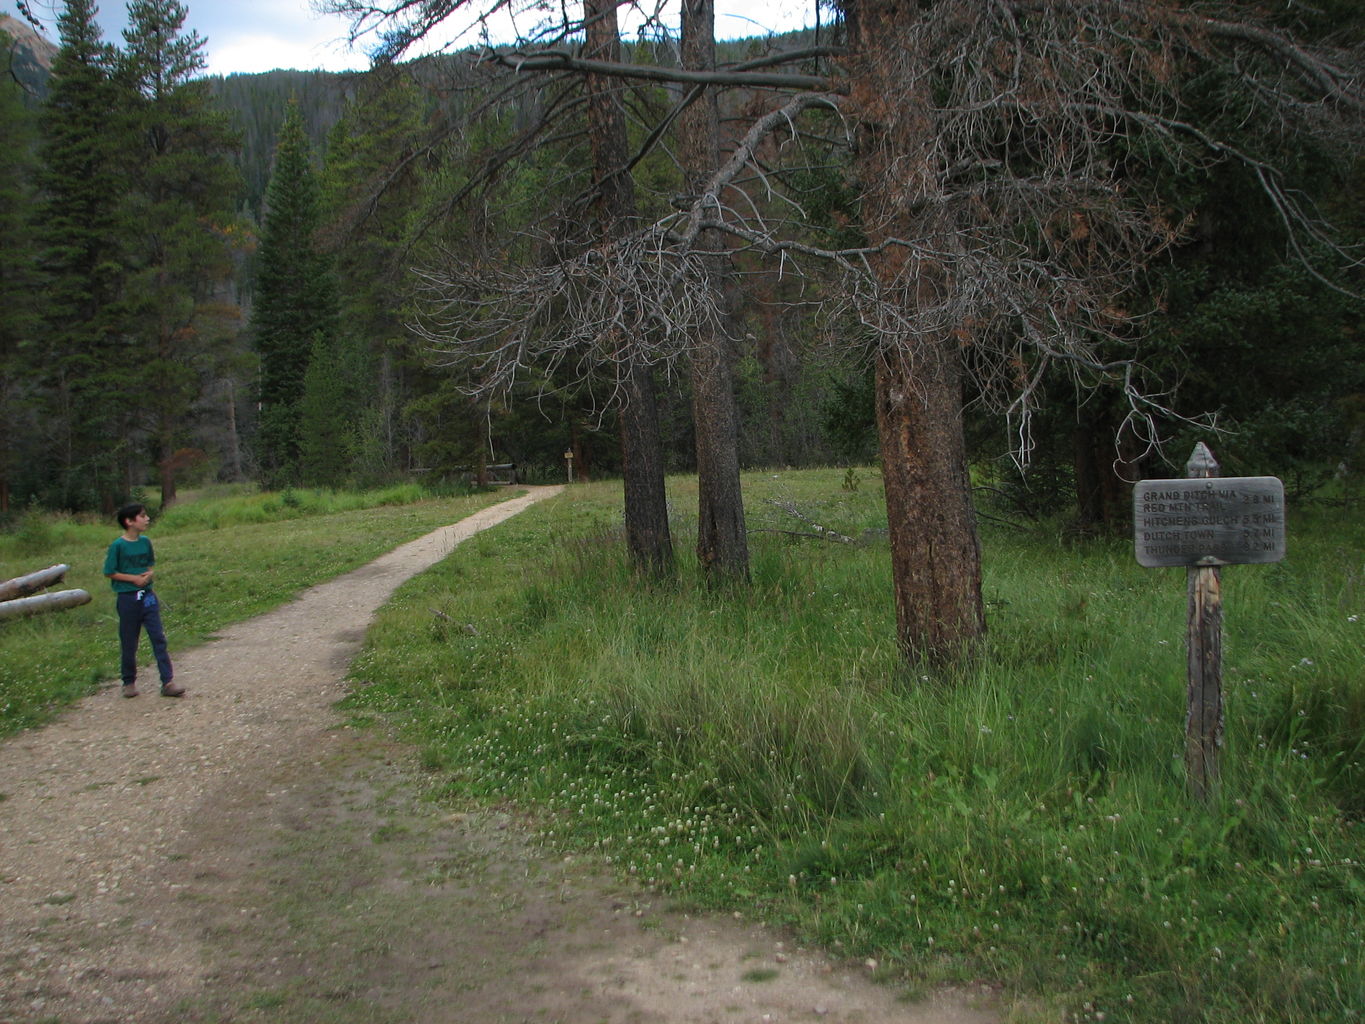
left=1133, top=476, right=1286, bottom=568
left=1133, top=444, right=1288, bottom=803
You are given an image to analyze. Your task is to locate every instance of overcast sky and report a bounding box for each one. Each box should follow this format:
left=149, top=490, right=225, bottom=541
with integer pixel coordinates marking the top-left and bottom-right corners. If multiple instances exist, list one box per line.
left=7, top=0, right=819, bottom=76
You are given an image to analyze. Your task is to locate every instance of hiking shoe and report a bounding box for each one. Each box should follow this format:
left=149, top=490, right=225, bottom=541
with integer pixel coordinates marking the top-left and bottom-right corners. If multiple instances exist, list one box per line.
left=121, top=683, right=139, bottom=698
left=160, top=682, right=186, bottom=698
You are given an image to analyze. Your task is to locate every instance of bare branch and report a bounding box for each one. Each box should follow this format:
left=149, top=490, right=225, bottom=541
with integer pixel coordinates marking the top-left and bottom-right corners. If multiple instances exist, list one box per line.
left=11, top=0, right=43, bottom=33
left=486, top=46, right=842, bottom=92
left=1185, top=11, right=1364, bottom=111
left=762, top=499, right=855, bottom=543
left=730, top=46, right=847, bottom=75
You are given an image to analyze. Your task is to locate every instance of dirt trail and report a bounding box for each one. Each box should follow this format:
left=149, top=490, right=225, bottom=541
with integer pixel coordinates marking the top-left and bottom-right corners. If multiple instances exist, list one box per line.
left=0, top=488, right=997, bottom=1024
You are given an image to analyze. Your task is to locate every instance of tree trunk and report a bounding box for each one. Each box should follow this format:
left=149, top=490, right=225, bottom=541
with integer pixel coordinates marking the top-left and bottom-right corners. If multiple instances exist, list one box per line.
left=0, top=426, right=9, bottom=514
left=846, top=0, right=985, bottom=661
left=585, top=0, right=673, bottom=575
left=570, top=420, right=591, bottom=482
left=159, top=460, right=178, bottom=508
left=620, top=358, right=673, bottom=574
left=1073, top=402, right=1150, bottom=535
left=875, top=342, right=985, bottom=662
left=223, top=378, right=243, bottom=482
left=1073, top=421, right=1108, bottom=534
left=679, top=0, right=748, bottom=581
left=158, top=417, right=178, bottom=508
left=692, top=327, right=748, bottom=579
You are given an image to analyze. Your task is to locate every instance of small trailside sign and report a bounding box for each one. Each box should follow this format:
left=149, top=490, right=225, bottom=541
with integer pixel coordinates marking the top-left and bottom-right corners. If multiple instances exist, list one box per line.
left=1133, top=475, right=1286, bottom=568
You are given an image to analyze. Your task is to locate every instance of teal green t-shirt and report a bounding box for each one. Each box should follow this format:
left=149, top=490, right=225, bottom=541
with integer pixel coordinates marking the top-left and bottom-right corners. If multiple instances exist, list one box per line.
left=103, top=536, right=155, bottom=593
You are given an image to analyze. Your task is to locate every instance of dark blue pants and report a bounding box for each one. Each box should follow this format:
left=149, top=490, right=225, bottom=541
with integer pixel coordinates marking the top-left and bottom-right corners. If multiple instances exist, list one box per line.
left=116, top=590, right=173, bottom=687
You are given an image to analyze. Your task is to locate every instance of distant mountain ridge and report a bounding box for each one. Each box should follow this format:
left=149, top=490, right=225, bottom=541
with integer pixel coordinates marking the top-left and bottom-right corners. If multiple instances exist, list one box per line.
left=1, top=12, right=59, bottom=104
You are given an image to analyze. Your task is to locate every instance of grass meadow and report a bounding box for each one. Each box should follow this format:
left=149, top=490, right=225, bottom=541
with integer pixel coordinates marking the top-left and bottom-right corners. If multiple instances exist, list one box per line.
left=3, top=469, right=1361, bottom=1022
left=0, top=483, right=505, bottom=736
left=340, top=469, right=1363, bottom=1024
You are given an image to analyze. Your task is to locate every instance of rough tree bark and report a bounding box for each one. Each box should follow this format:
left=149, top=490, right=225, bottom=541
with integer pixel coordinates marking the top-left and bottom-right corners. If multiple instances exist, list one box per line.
left=845, top=0, right=986, bottom=661
left=679, top=0, right=749, bottom=582
left=584, top=0, right=673, bottom=576
left=874, top=341, right=985, bottom=663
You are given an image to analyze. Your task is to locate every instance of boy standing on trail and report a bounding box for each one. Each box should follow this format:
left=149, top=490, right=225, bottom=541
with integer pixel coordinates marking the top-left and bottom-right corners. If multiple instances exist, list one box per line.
left=104, top=503, right=184, bottom=699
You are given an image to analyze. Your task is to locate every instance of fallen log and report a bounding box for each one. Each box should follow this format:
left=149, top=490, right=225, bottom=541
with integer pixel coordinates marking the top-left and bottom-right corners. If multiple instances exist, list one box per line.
left=0, top=564, right=70, bottom=603
left=0, top=589, right=92, bottom=622
left=763, top=500, right=855, bottom=544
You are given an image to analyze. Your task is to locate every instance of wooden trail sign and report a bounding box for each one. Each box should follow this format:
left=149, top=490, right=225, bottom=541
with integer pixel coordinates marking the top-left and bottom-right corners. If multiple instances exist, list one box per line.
left=1134, top=444, right=1286, bottom=803
left=1133, top=475, right=1285, bottom=568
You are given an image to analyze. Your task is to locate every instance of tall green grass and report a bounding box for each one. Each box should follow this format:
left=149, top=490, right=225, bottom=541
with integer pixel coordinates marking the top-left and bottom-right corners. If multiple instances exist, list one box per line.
left=345, top=470, right=1364, bottom=1024
left=0, top=484, right=507, bottom=736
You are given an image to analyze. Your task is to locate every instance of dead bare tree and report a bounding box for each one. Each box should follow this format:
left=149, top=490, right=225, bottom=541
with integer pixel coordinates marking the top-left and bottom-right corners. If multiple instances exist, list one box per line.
left=327, top=0, right=774, bottom=580
left=826, top=0, right=1363, bottom=661
left=643, top=0, right=1361, bottom=661
left=584, top=0, right=673, bottom=576
left=677, top=0, right=749, bottom=581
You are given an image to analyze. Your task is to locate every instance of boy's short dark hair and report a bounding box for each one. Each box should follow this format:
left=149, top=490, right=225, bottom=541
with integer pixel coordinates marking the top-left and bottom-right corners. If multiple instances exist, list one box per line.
left=116, top=503, right=147, bottom=529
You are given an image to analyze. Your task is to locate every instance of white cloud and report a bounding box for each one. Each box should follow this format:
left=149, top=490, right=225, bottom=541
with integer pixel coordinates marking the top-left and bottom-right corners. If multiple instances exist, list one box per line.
left=189, top=1, right=368, bottom=75
left=204, top=31, right=354, bottom=76
left=7, top=0, right=820, bottom=76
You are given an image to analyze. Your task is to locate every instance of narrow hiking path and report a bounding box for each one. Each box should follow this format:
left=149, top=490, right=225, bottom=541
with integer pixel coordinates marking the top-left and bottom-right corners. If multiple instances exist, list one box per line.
left=0, top=488, right=997, bottom=1024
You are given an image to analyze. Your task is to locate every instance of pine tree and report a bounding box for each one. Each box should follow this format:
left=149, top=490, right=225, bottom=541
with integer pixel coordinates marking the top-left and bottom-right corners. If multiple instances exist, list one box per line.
left=298, top=330, right=363, bottom=486
left=35, top=0, right=128, bottom=511
left=118, top=0, right=242, bottom=507
left=0, top=30, right=41, bottom=514
left=584, top=0, right=673, bottom=576
left=251, top=98, right=337, bottom=487
left=315, top=80, right=425, bottom=485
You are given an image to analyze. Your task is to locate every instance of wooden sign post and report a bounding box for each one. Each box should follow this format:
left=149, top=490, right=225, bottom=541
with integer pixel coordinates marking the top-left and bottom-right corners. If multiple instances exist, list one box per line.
left=1183, top=445, right=1225, bottom=804
left=1133, top=444, right=1286, bottom=802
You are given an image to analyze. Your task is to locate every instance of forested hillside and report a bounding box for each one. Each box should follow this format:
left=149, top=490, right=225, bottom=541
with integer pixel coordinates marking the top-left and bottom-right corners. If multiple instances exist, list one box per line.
left=207, top=70, right=354, bottom=218
left=0, top=12, right=56, bottom=103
